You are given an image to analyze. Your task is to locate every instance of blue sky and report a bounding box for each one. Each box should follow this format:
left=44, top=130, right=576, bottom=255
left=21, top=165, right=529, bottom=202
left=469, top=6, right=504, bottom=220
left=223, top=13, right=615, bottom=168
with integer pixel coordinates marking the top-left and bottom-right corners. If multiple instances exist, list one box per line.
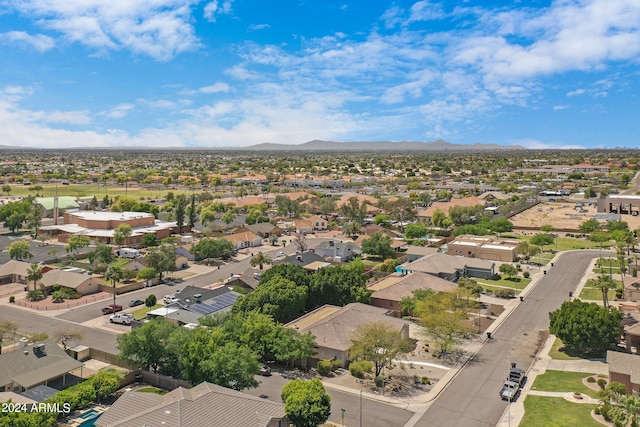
left=0, top=0, right=639, bottom=149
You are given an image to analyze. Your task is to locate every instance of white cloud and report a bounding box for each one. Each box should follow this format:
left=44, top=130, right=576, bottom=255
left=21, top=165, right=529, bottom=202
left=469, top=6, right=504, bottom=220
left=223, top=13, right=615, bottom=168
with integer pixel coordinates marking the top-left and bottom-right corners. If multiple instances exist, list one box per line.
left=204, top=0, right=233, bottom=22
left=248, top=24, right=270, bottom=32
left=103, top=103, right=135, bottom=119
left=199, top=82, right=230, bottom=94
left=553, top=105, right=569, bottom=110
left=5, top=0, right=201, bottom=61
left=567, top=88, right=586, bottom=96
left=408, top=1, right=445, bottom=23
left=0, top=31, right=55, bottom=52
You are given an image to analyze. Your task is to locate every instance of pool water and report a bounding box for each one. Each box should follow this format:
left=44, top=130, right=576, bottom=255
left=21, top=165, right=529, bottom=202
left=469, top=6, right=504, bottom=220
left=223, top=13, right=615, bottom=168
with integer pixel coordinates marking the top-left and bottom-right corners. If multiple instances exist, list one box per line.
left=77, top=410, right=101, bottom=427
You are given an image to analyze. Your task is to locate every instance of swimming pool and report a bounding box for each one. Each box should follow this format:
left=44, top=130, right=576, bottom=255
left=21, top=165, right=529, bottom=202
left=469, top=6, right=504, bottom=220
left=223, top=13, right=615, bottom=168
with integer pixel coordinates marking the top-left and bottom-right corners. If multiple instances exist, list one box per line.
left=77, top=409, right=101, bottom=427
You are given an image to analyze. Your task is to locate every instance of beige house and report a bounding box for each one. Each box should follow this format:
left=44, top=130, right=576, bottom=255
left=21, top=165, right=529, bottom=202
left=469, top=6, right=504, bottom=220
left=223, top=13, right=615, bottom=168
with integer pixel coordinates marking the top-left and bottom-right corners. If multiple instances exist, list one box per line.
left=41, top=269, right=104, bottom=295
left=285, top=303, right=410, bottom=368
left=447, top=235, right=519, bottom=262
left=607, top=350, right=640, bottom=394
left=96, top=381, right=289, bottom=427
left=0, top=260, right=32, bottom=285
left=369, top=272, right=457, bottom=317
left=223, top=231, right=262, bottom=250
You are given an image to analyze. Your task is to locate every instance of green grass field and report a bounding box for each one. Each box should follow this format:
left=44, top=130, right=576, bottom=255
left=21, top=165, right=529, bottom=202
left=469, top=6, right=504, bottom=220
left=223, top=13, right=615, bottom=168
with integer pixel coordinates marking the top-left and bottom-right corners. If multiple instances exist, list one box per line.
left=132, top=304, right=162, bottom=320
left=531, top=370, right=599, bottom=398
left=479, top=276, right=531, bottom=289
left=548, top=338, right=605, bottom=360
left=520, top=396, right=599, bottom=427
left=578, top=287, right=616, bottom=302
left=5, top=183, right=191, bottom=200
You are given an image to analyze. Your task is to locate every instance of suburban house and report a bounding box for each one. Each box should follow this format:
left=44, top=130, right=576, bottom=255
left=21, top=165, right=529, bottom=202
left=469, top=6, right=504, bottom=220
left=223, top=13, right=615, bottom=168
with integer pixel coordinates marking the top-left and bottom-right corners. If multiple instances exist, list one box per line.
left=368, top=272, right=458, bottom=317
left=416, top=197, right=484, bottom=224
left=175, top=244, right=196, bottom=261
left=404, top=246, right=439, bottom=262
left=607, top=350, right=640, bottom=394
left=307, top=215, right=328, bottom=231
left=280, top=252, right=328, bottom=271
left=285, top=303, right=410, bottom=368
left=0, top=260, right=35, bottom=285
left=293, top=218, right=314, bottom=235
left=96, top=381, right=289, bottom=427
left=314, top=240, right=361, bottom=262
left=623, top=277, right=640, bottom=302
left=446, top=235, right=519, bottom=262
left=39, top=211, right=177, bottom=246
left=146, top=286, right=241, bottom=326
left=245, top=222, right=282, bottom=238
left=223, top=230, right=262, bottom=250
left=40, top=269, right=104, bottom=295
left=398, top=252, right=496, bottom=280
left=0, top=339, right=83, bottom=393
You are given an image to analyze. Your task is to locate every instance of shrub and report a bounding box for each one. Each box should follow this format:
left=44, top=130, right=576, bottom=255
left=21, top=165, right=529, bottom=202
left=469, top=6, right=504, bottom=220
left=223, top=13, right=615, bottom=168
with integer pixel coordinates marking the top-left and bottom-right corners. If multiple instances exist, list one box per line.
left=349, top=363, right=364, bottom=378
left=495, top=289, right=515, bottom=298
left=523, top=271, right=530, bottom=279
left=597, top=378, right=607, bottom=389
left=374, top=376, right=384, bottom=388
left=594, top=406, right=601, bottom=415
left=9, top=296, right=15, bottom=303
left=421, top=376, right=430, bottom=385
left=331, top=359, right=342, bottom=371
left=317, top=360, right=332, bottom=376
left=413, top=375, right=420, bottom=385
left=359, top=360, right=373, bottom=373
left=27, top=290, right=44, bottom=301
left=587, top=376, right=596, bottom=383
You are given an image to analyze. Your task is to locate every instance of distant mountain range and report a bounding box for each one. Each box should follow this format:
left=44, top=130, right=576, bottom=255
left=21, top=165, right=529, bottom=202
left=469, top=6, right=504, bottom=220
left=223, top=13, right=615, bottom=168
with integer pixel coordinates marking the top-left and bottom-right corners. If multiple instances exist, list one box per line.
left=0, top=140, right=527, bottom=151
left=237, top=139, right=526, bottom=151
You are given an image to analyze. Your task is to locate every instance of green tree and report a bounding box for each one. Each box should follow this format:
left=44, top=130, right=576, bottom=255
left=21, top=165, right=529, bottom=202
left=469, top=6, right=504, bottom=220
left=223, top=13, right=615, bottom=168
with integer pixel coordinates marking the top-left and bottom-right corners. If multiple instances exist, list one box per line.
left=113, top=223, right=132, bottom=247
left=489, top=217, right=513, bottom=236
left=187, top=193, right=197, bottom=228
left=137, top=267, right=157, bottom=287
left=190, top=238, right=235, bottom=264
left=431, top=209, right=451, bottom=229
left=361, top=232, right=394, bottom=259
left=145, top=245, right=177, bottom=279
left=249, top=251, right=272, bottom=270
left=269, top=326, right=317, bottom=366
left=8, top=240, right=33, bottom=261
left=343, top=221, right=362, bottom=238
left=384, top=198, right=416, bottom=232
left=174, top=194, right=187, bottom=233
left=141, top=233, right=159, bottom=248
left=405, top=222, right=428, bottom=239
left=529, top=233, right=554, bottom=252
left=281, top=379, right=331, bottom=427
left=116, top=319, right=179, bottom=372
left=549, top=300, right=623, bottom=353
left=499, top=263, right=518, bottom=281
left=259, top=263, right=311, bottom=289
left=65, top=234, right=91, bottom=257
left=579, top=218, right=601, bottom=233
left=307, top=265, right=370, bottom=310
left=339, top=197, right=367, bottom=224
left=221, top=211, right=236, bottom=228
left=201, top=341, right=261, bottom=390
left=232, top=277, right=307, bottom=324
left=349, top=322, right=412, bottom=377
left=145, top=294, right=157, bottom=308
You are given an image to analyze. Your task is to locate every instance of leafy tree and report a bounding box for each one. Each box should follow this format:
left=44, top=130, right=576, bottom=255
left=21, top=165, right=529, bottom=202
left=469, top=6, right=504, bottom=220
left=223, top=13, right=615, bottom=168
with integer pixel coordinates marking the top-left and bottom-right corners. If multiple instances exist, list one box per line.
left=343, top=221, right=362, bottom=237
left=221, top=211, right=237, bottom=228
left=190, top=238, right=235, bottom=264
left=281, top=379, right=331, bottom=427
left=457, top=277, right=483, bottom=297
left=529, top=233, right=554, bottom=252
left=489, top=218, right=513, bottom=236
left=117, top=319, right=179, bottom=372
left=232, top=277, right=307, bottom=324
left=88, top=371, right=122, bottom=402
left=361, top=232, right=394, bottom=258
left=269, top=326, right=317, bottom=366
left=579, top=218, right=601, bottom=233
left=145, top=245, right=177, bottom=279
left=276, top=195, right=303, bottom=218
left=113, top=223, right=132, bottom=246
left=431, top=209, right=451, bottom=229
left=307, top=265, right=370, bottom=310
left=8, top=240, right=33, bottom=261
left=174, top=194, right=187, bottom=233
left=47, top=247, right=60, bottom=262
left=349, top=322, right=412, bottom=377
left=187, top=193, right=197, bottom=228
left=400, top=289, right=435, bottom=317
left=249, top=251, right=272, bottom=270
left=448, top=205, right=484, bottom=226
left=65, top=234, right=90, bottom=257
left=259, top=263, right=310, bottom=288
left=374, top=214, right=392, bottom=228
left=416, top=289, right=476, bottom=357
left=549, top=300, right=623, bottom=353
left=200, top=342, right=261, bottom=390
left=339, top=197, right=367, bottom=224
left=405, top=222, right=428, bottom=239
left=145, top=294, right=157, bottom=307
left=87, top=243, right=115, bottom=267
left=590, top=231, right=611, bottom=254
left=384, top=198, right=416, bottom=231
left=0, top=320, right=18, bottom=354
left=499, top=263, right=518, bottom=281
left=137, top=267, right=157, bottom=287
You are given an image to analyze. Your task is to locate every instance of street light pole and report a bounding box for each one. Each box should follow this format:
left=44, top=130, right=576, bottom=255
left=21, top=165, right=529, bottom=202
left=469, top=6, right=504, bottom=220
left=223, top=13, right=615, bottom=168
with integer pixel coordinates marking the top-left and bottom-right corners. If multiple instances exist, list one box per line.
left=341, top=408, right=345, bottom=427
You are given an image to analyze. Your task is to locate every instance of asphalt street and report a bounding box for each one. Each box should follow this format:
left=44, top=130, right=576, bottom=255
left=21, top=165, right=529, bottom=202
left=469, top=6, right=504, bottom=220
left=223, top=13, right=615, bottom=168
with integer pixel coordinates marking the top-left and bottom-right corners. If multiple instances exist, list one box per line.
left=413, top=250, right=604, bottom=427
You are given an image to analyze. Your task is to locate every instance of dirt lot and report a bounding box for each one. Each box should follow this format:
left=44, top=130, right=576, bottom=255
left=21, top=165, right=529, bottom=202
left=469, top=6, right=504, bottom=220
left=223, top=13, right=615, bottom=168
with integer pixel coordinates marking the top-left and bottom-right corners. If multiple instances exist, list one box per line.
left=510, top=201, right=640, bottom=231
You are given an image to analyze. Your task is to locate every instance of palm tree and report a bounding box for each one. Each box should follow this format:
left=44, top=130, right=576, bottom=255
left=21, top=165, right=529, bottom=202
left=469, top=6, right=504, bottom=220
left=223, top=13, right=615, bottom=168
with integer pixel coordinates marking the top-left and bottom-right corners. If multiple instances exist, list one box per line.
left=587, top=274, right=616, bottom=308
left=105, top=263, right=125, bottom=307
left=26, top=263, right=43, bottom=292
left=610, top=393, right=640, bottom=427
left=250, top=252, right=272, bottom=270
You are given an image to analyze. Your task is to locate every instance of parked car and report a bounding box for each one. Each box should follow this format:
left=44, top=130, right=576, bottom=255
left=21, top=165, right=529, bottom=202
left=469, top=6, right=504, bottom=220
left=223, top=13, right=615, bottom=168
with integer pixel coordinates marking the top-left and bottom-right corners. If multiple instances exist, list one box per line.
left=129, top=299, right=144, bottom=307
left=110, top=313, right=133, bottom=325
left=276, top=251, right=286, bottom=257
left=259, top=365, right=272, bottom=376
left=102, top=304, right=123, bottom=315
left=163, top=295, right=179, bottom=304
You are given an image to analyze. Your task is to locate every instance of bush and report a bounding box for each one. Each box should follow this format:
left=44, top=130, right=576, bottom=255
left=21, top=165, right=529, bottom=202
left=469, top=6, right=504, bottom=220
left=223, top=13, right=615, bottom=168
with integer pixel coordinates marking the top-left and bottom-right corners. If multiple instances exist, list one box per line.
left=597, top=378, right=607, bottom=389
left=587, top=376, right=596, bottom=383
left=27, top=290, right=44, bottom=301
left=523, top=271, right=530, bottom=279
left=331, top=359, right=342, bottom=371
left=421, top=376, right=430, bottom=385
left=374, top=376, right=384, bottom=388
left=495, top=289, right=515, bottom=298
left=413, top=375, right=420, bottom=385
left=359, top=360, right=373, bottom=373
left=9, top=296, right=15, bottom=303
left=317, top=360, right=333, bottom=376
left=349, top=361, right=373, bottom=378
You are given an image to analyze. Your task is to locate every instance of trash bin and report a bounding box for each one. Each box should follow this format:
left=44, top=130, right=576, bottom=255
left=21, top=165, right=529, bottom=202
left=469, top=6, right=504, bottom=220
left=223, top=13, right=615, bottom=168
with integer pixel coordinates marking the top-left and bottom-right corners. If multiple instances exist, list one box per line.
left=551, top=263, right=554, bottom=267
left=543, top=270, right=547, bottom=274
left=519, top=296, right=524, bottom=302
left=487, top=332, right=492, bottom=339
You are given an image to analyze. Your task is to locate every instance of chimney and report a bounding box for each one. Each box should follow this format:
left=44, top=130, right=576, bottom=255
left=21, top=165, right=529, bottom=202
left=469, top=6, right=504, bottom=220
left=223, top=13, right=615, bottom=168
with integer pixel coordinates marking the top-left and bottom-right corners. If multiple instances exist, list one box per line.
left=19, top=337, right=29, bottom=348
left=33, top=343, right=46, bottom=356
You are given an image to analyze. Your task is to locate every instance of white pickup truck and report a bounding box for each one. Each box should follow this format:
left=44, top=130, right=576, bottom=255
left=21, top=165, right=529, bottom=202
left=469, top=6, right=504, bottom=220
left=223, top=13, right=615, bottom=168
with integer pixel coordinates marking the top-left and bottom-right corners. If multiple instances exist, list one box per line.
left=500, top=380, right=520, bottom=401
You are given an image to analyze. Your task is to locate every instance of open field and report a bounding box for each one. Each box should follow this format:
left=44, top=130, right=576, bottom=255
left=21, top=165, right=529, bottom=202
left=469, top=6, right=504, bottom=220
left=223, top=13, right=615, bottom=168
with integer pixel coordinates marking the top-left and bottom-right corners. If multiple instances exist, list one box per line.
left=520, top=396, right=599, bottom=427
left=531, top=370, right=600, bottom=398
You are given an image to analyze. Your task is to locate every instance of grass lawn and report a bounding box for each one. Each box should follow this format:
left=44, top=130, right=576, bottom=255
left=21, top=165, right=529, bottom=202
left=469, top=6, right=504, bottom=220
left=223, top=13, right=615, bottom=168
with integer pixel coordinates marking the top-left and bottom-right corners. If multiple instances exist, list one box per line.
left=531, top=370, right=599, bottom=398
left=548, top=338, right=605, bottom=360
left=520, top=396, right=599, bottom=427
left=480, top=277, right=531, bottom=289
left=520, top=236, right=612, bottom=251
left=132, top=304, right=162, bottom=320
left=578, top=287, right=616, bottom=302
left=7, top=183, right=176, bottom=199
left=100, top=366, right=129, bottom=376
left=137, top=387, right=168, bottom=395
left=480, top=284, right=521, bottom=295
